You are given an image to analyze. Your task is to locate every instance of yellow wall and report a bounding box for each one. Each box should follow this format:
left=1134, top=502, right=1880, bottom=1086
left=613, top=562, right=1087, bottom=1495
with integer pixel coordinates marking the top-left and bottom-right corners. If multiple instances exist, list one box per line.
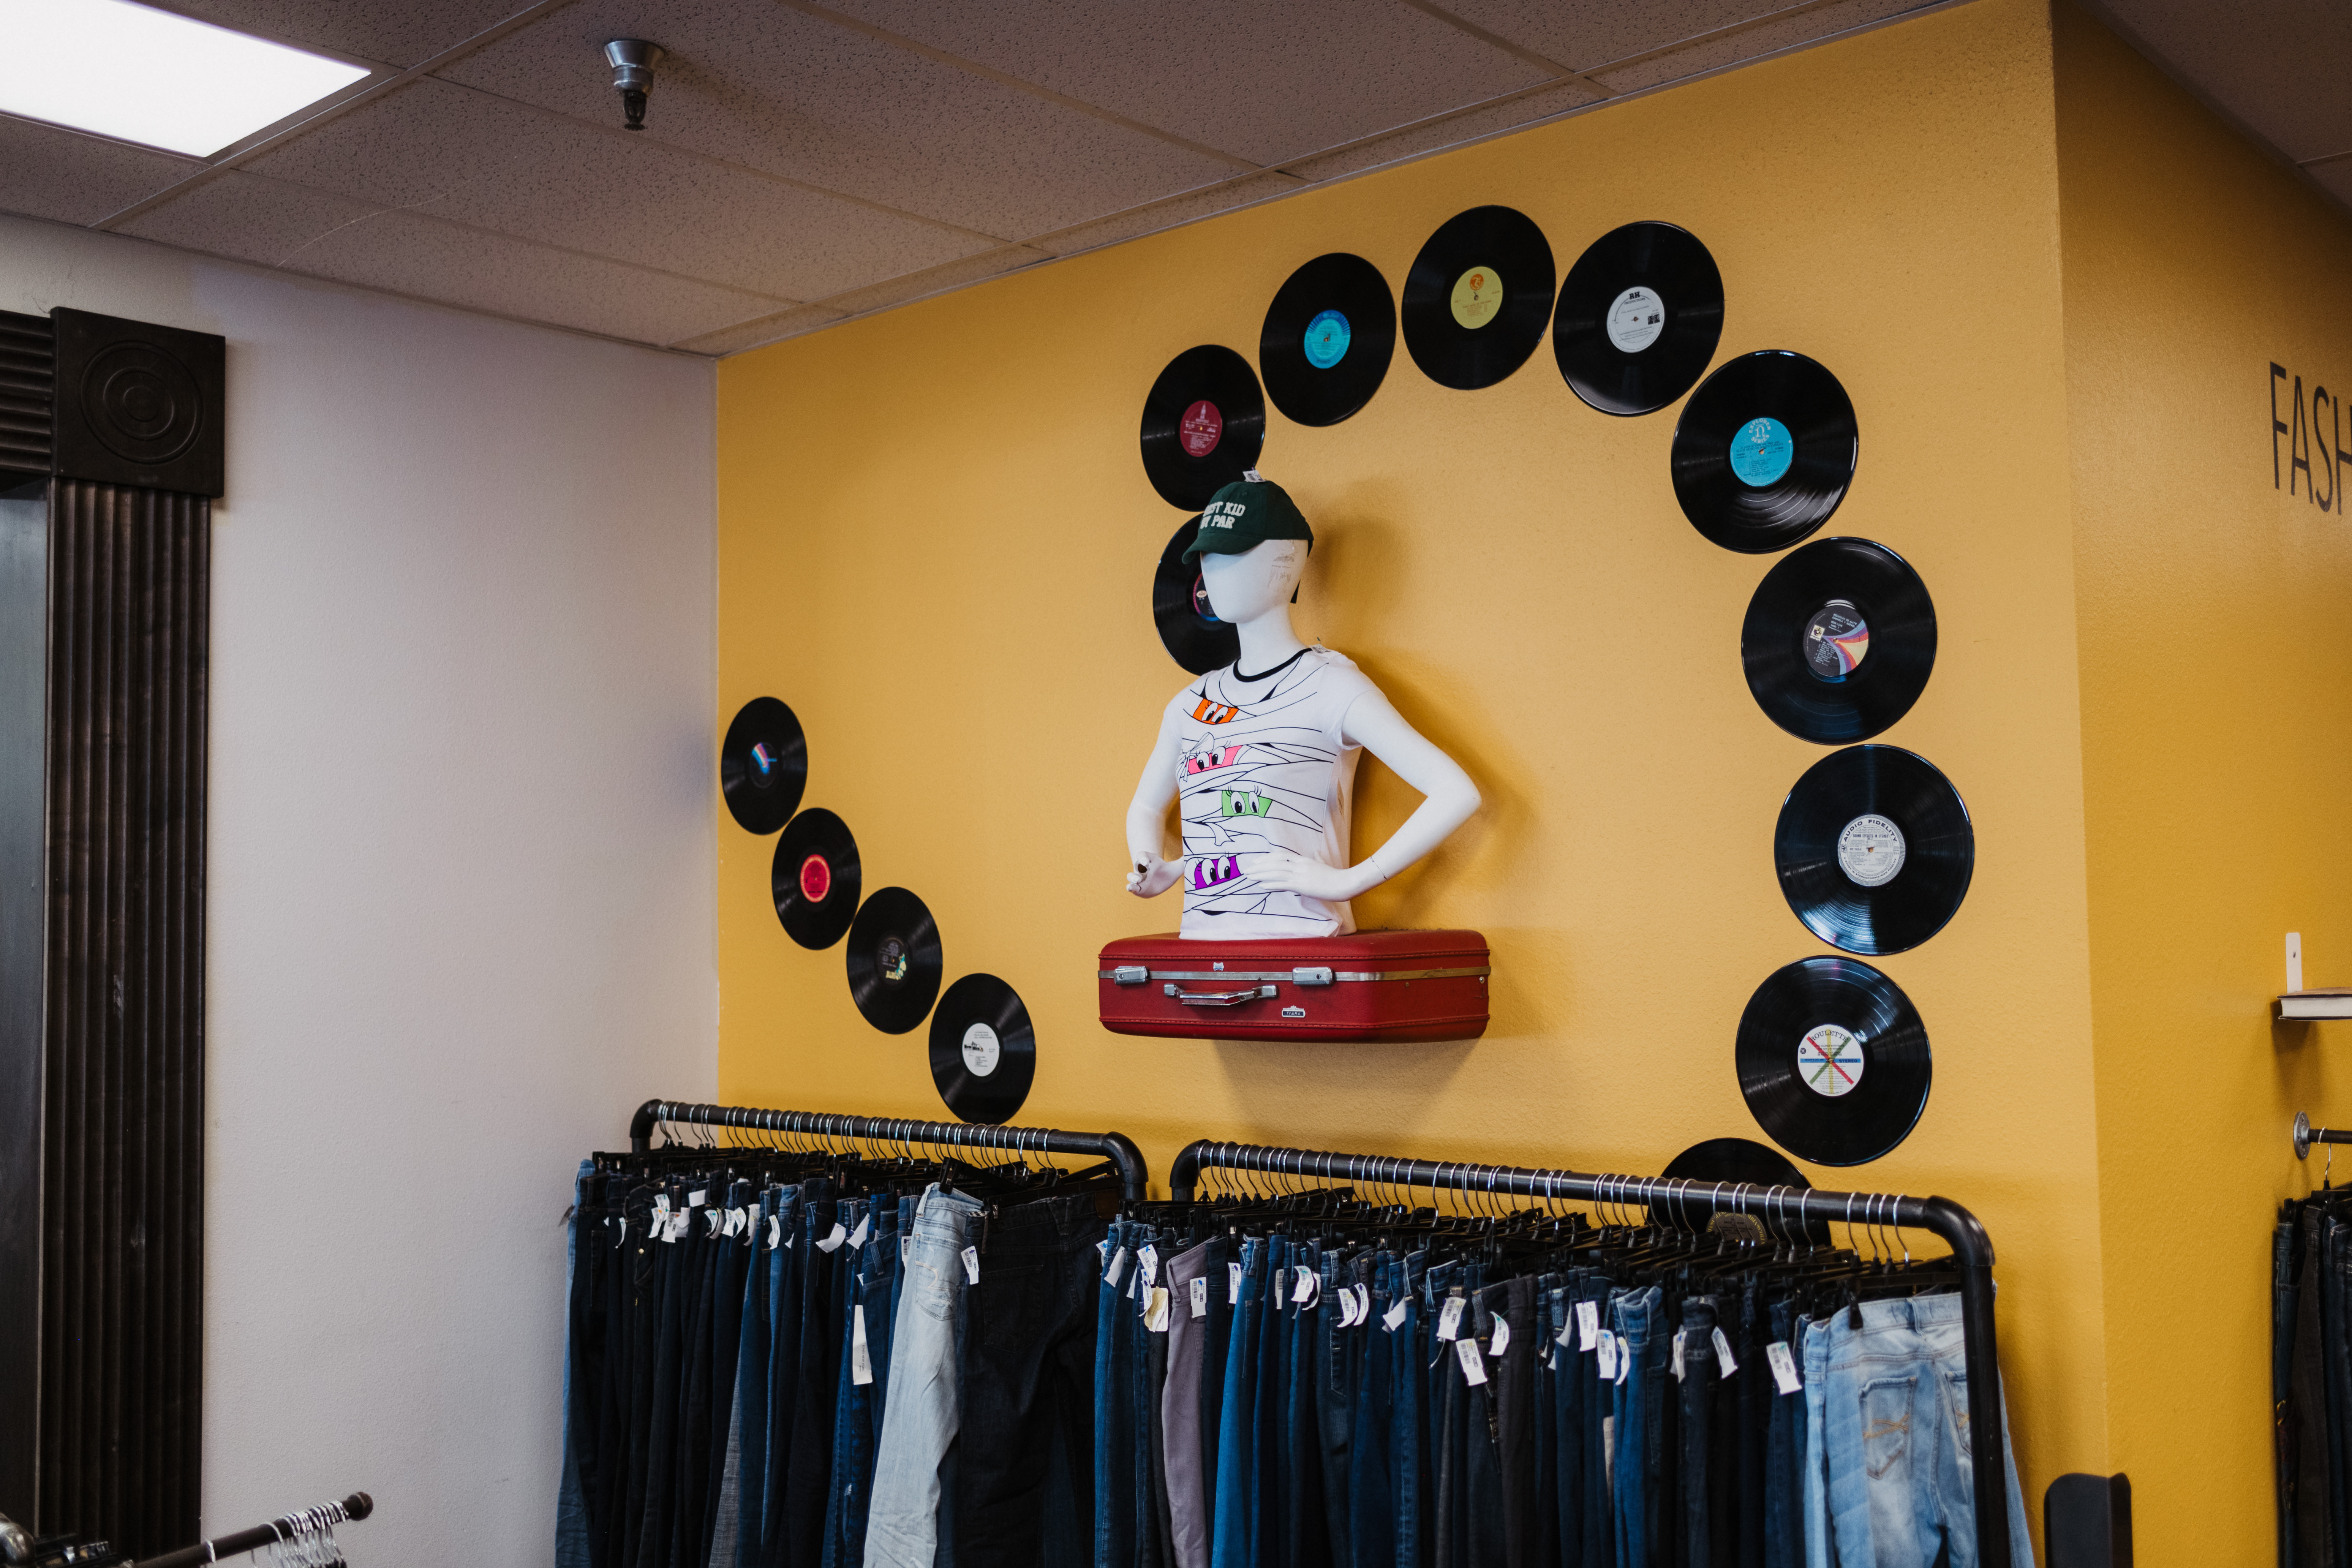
left=2057, top=3, right=2352, bottom=1556
left=716, top=0, right=2109, bottom=1533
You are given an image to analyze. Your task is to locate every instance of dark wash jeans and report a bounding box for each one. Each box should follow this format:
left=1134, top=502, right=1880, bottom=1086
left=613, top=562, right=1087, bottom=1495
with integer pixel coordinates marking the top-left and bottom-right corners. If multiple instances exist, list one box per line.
left=956, top=1190, right=1108, bottom=1568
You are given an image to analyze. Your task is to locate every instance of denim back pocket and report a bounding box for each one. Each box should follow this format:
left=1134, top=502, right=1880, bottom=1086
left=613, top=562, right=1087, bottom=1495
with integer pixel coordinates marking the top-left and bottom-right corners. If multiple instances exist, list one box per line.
left=1860, top=1373, right=1918, bottom=1481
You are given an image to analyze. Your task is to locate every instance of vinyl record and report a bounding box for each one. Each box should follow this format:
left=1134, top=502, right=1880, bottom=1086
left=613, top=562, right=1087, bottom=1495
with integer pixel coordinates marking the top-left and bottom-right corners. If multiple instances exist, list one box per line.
left=1260, top=253, right=1395, bottom=427
left=1670, top=352, right=1858, bottom=553
left=1774, top=746, right=1973, bottom=955
left=1140, top=345, right=1267, bottom=510
left=1402, top=205, right=1556, bottom=391
left=929, top=972, right=1037, bottom=1124
left=1152, top=516, right=1240, bottom=675
left=1736, top=955, right=1930, bottom=1166
left=1553, top=222, right=1724, bottom=416
left=846, top=886, right=943, bottom=1035
left=1658, top=1137, right=1827, bottom=1241
left=773, top=808, right=861, bottom=950
left=720, top=697, right=808, bottom=834
left=1742, top=537, right=1936, bottom=744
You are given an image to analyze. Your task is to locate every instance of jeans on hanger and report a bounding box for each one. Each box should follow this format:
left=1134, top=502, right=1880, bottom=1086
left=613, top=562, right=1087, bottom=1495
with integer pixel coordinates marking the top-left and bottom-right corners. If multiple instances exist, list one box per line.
left=1348, top=1253, right=1400, bottom=1568
left=824, top=1198, right=903, bottom=1568
left=705, top=1182, right=756, bottom=1568
left=865, top=1184, right=985, bottom=1568
left=714, top=1187, right=781, bottom=1568
left=1212, top=1237, right=1266, bottom=1568
left=955, top=1190, right=1108, bottom=1568
left=1282, top=1239, right=1329, bottom=1568
left=1609, top=1286, right=1664, bottom=1568
left=782, top=1182, right=844, bottom=1568
left=1314, top=1250, right=1362, bottom=1568
left=1253, top=1235, right=1295, bottom=1568
left=1197, top=1233, right=1233, bottom=1540
left=1679, top=1298, right=1720, bottom=1568
left=1813, top=1294, right=2034, bottom=1568
left=634, top=1185, right=691, bottom=1568
left=1165, top=1239, right=1219, bottom=1568
left=1096, top=1219, right=1154, bottom=1568
left=560, top=1160, right=598, bottom=1568
left=1762, top=1300, right=1802, bottom=1568
left=1487, top=1276, right=1538, bottom=1568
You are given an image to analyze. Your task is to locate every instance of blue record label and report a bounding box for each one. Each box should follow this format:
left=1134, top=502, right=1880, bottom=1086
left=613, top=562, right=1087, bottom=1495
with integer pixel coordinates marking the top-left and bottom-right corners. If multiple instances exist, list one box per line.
left=1729, top=416, right=1795, bottom=488
left=1304, top=310, right=1351, bottom=370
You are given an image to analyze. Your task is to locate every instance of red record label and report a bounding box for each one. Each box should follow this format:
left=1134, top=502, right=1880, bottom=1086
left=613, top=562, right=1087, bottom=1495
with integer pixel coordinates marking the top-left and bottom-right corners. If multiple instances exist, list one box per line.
left=1179, top=400, right=1223, bottom=457
left=800, top=854, right=831, bottom=903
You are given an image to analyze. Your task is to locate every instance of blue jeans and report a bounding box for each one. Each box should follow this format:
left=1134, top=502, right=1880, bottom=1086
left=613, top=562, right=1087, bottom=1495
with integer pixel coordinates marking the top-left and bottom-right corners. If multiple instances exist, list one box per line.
left=1211, top=1237, right=1264, bottom=1568
left=865, top=1184, right=985, bottom=1568
left=1609, top=1285, right=1664, bottom=1568
left=1811, top=1295, right=2033, bottom=1568
left=824, top=1198, right=903, bottom=1568
left=1094, top=1219, right=1161, bottom=1568
left=1763, top=1301, right=1802, bottom=1568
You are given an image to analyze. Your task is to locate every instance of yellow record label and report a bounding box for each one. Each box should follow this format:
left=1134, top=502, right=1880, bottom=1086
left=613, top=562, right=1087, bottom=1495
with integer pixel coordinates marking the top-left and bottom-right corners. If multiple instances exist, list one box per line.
left=1450, top=265, right=1502, bottom=330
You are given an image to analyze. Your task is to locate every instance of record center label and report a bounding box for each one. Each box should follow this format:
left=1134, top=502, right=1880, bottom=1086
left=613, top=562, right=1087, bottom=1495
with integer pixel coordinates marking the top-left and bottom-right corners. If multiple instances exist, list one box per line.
left=1797, top=1024, right=1865, bottom=1097
left=876, top=936, right=909, bottom=986
left=1179, top=400, right=1223, bottom=458
left=1304, top=309, right=1352, bottom=369
left=750, top=741, right=778, bottom=783
left=1191, top=572, right=1221, bottom=624
left=799, top=854, right=831, bottom=903
left=961, top=1023, right=1001, bottom=1078
left=1729, top=417, right=1795, bottom=487
left=1606, top=287, right=1667, bottom=354
left=1450, top=266, right=1503, bottom=330
left=1836, top=814, right=1906, bottom=888
left=1804, top=599, right=1871, bottom=680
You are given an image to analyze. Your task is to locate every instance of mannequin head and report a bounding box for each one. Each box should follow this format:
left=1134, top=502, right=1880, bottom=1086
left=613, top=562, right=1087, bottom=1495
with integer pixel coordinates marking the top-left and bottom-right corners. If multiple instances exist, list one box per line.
left=1199, top=538, right=1306, bottom=627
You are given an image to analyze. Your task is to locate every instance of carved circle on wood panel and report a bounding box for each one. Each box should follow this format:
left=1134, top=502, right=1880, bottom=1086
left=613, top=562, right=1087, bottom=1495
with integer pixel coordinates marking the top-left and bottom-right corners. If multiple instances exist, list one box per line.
left=81, top=342, right=205, bottom=466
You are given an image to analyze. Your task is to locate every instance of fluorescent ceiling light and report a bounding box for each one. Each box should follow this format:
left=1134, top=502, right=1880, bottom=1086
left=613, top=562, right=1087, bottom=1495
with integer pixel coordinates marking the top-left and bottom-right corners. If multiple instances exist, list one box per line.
left=0, top=0, right=371, bottom=158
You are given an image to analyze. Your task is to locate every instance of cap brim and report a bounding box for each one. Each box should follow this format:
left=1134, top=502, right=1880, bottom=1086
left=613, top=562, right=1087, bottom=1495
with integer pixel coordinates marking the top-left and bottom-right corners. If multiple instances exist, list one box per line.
left=1180, top=533, right=1253, bottom=563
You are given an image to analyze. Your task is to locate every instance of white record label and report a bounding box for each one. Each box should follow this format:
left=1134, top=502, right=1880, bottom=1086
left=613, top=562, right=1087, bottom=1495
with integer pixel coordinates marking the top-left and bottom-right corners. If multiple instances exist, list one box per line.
left=961, top=1022, right=1001, bottom=1077
left=1836, top=814, right=1905, bottom=888
left=1606, top=287, right=1667, bottom=354
left=1797, top=1024, right=1865, bottom=1097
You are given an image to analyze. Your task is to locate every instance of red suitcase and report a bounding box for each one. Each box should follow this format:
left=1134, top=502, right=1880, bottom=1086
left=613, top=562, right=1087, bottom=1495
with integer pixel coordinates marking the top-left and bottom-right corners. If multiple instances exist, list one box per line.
left=1097, top=929, right=1490, bottom=1043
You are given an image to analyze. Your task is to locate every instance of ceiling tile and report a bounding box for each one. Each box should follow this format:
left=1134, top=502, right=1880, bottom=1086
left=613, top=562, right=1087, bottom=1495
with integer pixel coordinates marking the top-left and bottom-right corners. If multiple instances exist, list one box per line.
left=116, top=170, right=383, bottom=269
left=160, top=0, right=537, bottom=69
left=1031, top=171, right=1309, bottom=258
left=436, top=0, right=1239, bottom=237
left=247, top=79, right=989, bottom=300
left=672, top=303, right=850, bottom=355
left=817, top=244, right=1053, bottom=316
left=1591, top=0, right=1930, bottom=95
left=0, top=116, right=204, bottom=226
left=1279, top=80, right=1601, bottom=184
left=820, top=0, right=1554, bottom=167
left=2093, top=0, right=2352, bottom=164
left=1432, top=0, right=1792, bottom=73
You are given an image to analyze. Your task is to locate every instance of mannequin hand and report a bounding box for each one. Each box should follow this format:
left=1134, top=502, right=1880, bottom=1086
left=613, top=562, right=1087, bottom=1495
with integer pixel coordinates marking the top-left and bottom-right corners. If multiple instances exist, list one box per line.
left=1250, top=850, right=1378, bottom=903
left=1126, top=857, right=1182, bottom=898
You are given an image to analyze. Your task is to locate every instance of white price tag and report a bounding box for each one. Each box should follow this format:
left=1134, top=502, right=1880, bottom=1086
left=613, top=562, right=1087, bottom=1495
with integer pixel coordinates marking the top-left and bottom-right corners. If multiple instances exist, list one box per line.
left=1230, top=1262, right=1243, bottom=1304
left=1293, top=1266, right=1318, bottom=1307
left=817, top=1222, right=847, bottom=1252
left=1104, top=1247, right=1130, bottom=1287
left=962, top=1245, right=981, bottom=1284
left=1713, top=1327, right=1738, bottom=1378
left=1140, top=1245, right=1159, bottom=1286
left=1577, top=1301, right=1600, bottom=1351
left=688, top=1189, right=707, bottom=1208
left=1190, top=1277, right=1209, bottom=1319
left=1437, top=1296, right=1466, bottom=1341
left=1455, top=1337, right=1489, bottom=1386
left=1144, top=1286, right=1171, bottom=1333
left=850, top=1305, right=873, bottom=1385
left=705, top=1209, right=723, bottom=1237
left=1766, top=1341, right=1802, bottom=1395
left=847, top=1212, right=871, bottom=1250
left=1383, top=1299, right=1409, bottom=1333
left=1596, top=1331, right=1619, bottom=1381
left=1672, top=1330, right=1687, bottom=1382
left=1488, top=1314, right=1511, bottom=1358
left=1615, top=1334, right=1630, bottom=1385
left=1353, top=1285, right=1372, bottom=1325
left=767, top=1216, right=781, bottom=1250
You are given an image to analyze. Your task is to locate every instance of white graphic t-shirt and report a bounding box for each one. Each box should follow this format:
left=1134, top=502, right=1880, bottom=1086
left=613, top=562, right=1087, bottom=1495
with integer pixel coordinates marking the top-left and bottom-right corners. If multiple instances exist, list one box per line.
left=1167, top=646, right=1377, bottom=940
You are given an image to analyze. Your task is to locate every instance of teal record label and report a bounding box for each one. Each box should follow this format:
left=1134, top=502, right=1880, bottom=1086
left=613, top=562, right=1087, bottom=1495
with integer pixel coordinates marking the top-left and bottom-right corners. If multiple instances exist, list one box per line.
left=1729, top=417, right=1795, bottom=488
left=1304, top=310, right=1351, bottom=370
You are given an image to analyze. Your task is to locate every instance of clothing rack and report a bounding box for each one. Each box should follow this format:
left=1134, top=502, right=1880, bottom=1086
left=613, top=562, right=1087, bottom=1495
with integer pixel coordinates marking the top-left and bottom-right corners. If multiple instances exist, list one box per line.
left=627, top=1099, right=1151, bottom=1203
left=132, top=1492, right=371, bottom=1568
left=2293, top=1110, right=2352, bottom=1161
left=1168, top=1138, right=2011, bottom=1568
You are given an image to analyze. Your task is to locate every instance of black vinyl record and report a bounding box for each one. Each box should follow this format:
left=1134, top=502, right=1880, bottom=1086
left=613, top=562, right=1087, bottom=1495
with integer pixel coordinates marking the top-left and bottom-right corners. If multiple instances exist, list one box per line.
left=1140, top=345, right=1267, bottom=510
left=1742, top=538, right=1936, bottom=744
left=1402, top=205, right=1556, bottom=391
left=1553, top=221, right=1724, bottom=416
left=1737, top=955, right=1931, bottom=1166
left=929, top=973, right=1037, bottom=1124
left=1774, top=746, right=1973, bottom=955
left=773, top=808, right=861, bottom=950
left=1671, top=352, right=1858, bottom=552
left=846, top=886, right=943, bottom=1035
left=1659, top=1137, right=1827, bottom=1241
left=1260, top=253, right=1395, bottom=427
left=720, top=697, right=807, bottom=834
left=1153, top=516, right=1240, bottom=675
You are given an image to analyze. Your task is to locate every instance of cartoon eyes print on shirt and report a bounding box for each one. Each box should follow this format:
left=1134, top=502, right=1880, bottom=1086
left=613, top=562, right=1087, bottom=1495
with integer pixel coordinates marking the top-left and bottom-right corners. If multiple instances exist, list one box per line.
left=1189, top=856, right=1245, bottom=890
left=1182, top=742, right=1245, bottom=776
left=1190, top=697, right=1244, bottom=725
left=1220, top=787, right=1273, bottom=818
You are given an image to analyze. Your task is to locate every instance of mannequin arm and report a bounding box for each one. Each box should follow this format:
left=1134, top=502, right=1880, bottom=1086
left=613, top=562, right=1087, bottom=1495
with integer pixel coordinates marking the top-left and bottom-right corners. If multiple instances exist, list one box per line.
left=1123, top=708, right=1185, bottom=897
left=1252, top=690, right=1480, bottom=902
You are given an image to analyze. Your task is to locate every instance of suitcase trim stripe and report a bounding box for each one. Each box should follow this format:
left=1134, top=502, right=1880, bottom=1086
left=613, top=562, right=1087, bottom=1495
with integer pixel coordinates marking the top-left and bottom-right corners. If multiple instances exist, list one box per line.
left=1099, top=965, right=1491, bottom=983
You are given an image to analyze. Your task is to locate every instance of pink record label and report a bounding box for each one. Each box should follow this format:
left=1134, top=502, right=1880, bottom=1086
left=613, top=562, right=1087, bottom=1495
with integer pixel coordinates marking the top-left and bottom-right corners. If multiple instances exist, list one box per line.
left=1179, top=400, right=1223, bottom=458
left=799, top=854, right=831, bottom=903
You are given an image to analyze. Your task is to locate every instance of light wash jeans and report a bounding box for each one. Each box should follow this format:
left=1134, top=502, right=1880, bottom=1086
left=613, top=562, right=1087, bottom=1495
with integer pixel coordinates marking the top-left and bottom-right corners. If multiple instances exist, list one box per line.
left=1807, top=1295, right=2034, bottom=1568
left=861, top=1183, right=986, bottom=1568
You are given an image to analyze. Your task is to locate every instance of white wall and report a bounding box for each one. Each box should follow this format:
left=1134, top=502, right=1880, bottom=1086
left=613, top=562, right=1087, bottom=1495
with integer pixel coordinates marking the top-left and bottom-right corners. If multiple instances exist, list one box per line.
left=0, top=213, right=718, bottom=1565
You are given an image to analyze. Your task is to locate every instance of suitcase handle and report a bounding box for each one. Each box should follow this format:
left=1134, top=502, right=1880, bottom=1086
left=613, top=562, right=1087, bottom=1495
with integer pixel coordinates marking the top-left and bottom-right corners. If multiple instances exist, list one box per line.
left=1163, top=983, right=1279, bottom=1007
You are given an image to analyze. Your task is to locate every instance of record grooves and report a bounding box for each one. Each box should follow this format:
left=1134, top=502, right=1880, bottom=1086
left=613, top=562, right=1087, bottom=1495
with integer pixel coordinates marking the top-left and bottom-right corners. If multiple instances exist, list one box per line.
left=1260, top=253, right=1395, bottom=427
left=721, top=696, right=807, bottom=835
left=929, top=972, right=1037, bottom=1124
left=773, top=808, right=861, bottom=950
left=1140, top=345, right=1267, bottom=511
left=1153, top=515, right=1240, bottom=675
left=1553, top=221, right=1724, bottom=416
left=1737, top=955, right=1930, bottom=1166
left=847, top=886, right=943, bottom=1034
left=1742, top=537, right=1936, bottom=743
left=1671, top=351, right=1858, bottom=553
left=1402, top=205, right=1555, bottom=391
left=1774, top=745, right=1973, bottom=955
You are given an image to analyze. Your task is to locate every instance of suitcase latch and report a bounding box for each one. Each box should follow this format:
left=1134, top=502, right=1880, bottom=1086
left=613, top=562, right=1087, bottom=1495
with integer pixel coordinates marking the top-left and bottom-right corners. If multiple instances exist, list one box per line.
left=1111, top=964, right=1149, bottom=985
left=1291, top=966, right=1334, bottom=986
left=1165, top=983, right=1279, bottom=1007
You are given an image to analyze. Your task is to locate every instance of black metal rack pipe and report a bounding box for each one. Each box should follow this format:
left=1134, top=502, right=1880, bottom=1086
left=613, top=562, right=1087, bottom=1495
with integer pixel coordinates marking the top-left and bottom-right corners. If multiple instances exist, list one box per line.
left=133, top=1492, right=371, bottom=1568
left=629, top=1099, right=1151, bottom=1203
left=1169, top=1139, right=2010, bottom=1568
left=2294, top=1111, right=2352, bottom=1160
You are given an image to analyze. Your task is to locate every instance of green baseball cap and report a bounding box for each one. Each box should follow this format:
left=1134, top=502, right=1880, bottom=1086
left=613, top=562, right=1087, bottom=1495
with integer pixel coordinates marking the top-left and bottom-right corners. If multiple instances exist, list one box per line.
left=1182, top=473, right=1314, bottom=561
